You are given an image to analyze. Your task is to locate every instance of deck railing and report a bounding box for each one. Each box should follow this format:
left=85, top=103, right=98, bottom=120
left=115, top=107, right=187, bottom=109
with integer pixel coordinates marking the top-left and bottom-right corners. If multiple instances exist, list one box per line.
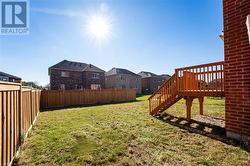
left=149, top=61, right=224, bottom=115
left=175, top=61, right=224, bottom=94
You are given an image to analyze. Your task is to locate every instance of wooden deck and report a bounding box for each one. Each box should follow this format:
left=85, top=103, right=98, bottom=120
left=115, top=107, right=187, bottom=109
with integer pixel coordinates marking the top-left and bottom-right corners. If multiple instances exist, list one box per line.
left=149, top=61, right=224, bottom=119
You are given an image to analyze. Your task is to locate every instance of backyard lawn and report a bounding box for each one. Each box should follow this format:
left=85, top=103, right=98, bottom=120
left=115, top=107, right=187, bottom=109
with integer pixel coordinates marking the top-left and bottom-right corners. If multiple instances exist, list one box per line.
left=18, top=96, right=250, bottom=166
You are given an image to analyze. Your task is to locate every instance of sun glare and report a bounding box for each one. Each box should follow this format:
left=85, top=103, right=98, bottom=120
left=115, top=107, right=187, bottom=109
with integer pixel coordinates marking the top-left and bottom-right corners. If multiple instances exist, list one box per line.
left=86, top=14, right=112, bottom=42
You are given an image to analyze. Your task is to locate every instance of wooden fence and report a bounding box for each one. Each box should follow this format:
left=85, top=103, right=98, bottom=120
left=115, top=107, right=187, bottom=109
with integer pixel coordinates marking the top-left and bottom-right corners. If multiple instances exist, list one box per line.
left=0, top=81, right=41, bottom=166
left=1, top=84, right=135, bottom=165
left=41, top=89, right=136, bottom=109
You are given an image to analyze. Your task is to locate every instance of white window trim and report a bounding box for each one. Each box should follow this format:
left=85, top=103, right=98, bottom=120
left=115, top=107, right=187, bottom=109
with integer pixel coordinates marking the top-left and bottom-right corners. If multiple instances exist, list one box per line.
left=91, top=84, right=101, bottom=90
left=61, top=71, right=69, bottom=77
left=92, top=73, right=100, bottom=79
left=247, top=15, right=250, bottom=44
left=60, top=84, right=65, bottom=90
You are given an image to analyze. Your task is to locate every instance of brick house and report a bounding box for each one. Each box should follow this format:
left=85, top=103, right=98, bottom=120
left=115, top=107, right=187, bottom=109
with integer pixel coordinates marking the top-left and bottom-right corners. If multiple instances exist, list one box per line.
left=138, top=71, right=170, bottom=94
left=0, top=71, right=21, bottom=83
left=223, top=0, right=250, bottom=142
left=105, top=68, right=141, bottom=94
left=49, top=60, right=105, bottom=90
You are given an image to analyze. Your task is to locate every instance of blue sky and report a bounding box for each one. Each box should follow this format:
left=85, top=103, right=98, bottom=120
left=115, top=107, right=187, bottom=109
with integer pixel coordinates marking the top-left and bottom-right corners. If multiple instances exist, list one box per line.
left=0, top=0, right=224, bottom=85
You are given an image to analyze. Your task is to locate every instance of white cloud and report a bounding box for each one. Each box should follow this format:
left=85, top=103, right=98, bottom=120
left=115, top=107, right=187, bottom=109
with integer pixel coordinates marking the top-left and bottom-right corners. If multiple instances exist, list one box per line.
left=31, top=7, right=85, bottom=17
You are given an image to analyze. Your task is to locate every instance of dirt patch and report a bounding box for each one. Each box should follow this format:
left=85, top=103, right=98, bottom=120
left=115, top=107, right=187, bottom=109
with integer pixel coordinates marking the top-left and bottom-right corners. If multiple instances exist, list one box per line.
left=193, top=115, right=225, bottom=127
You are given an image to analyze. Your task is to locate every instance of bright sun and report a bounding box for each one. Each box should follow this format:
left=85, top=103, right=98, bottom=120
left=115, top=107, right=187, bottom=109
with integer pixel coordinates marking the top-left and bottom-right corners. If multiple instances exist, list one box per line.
left=86, top=14, right=112, bottom=42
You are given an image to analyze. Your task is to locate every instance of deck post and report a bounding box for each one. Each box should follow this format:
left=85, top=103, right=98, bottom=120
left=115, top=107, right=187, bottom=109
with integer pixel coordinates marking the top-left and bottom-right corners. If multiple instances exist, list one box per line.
left=198, top=97, right=204, bottom=115
left=185, top=97, right=193, bottom=120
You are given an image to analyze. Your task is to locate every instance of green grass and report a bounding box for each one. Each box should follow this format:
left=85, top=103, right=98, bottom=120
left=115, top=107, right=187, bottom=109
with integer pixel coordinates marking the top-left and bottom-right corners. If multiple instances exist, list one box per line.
left=18, top=96, right=250, bottom=166
left=136, top=94, right=150, bottom=101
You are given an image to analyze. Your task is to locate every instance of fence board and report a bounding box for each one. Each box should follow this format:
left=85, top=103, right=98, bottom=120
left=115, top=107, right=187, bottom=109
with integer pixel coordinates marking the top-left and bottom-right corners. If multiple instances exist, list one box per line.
left=7, top=91, right=11, bottom=164
left=11, top=92, right=14, bottom=161
left=41, top=89, right=136, bottom=109
left=0, top=92, right=2, bottom=165
left=3, top=92, right=7, bottom=166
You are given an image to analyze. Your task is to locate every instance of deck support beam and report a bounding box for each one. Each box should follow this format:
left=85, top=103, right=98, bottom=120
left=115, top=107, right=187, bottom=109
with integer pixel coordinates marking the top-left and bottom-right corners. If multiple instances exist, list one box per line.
left=198, top=97, right=204, bottom=115
left=185, top=97, right=194, bottom=120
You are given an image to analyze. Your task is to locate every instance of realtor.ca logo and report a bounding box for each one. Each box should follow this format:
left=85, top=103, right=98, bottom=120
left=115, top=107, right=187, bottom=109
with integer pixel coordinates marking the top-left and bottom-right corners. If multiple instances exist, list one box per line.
left=0, top=0, right=29, bottom=35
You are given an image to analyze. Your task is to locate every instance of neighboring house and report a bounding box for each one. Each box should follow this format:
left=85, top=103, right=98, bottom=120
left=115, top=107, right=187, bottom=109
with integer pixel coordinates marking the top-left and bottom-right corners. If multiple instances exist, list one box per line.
left=105, top=68, right=141, bottom=94
left=138, top=71, right=170, bottom=94
left=22, top=81, right=42, bottom=89
left=0, top=71, right=21, bottom=83
left=49, top=60, right=105, bottom=90
left=160, top=74, right=171, bottom=80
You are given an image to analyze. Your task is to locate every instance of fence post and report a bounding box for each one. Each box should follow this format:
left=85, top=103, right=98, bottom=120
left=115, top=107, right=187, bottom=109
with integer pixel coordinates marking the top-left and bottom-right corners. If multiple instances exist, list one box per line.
left=30, top=89, right=33, bottom=126
left=185, top=96, right=193, bottom=120
left=18, top=83, right=22, bottom=147
left=199, top=97, right=204, bottom=115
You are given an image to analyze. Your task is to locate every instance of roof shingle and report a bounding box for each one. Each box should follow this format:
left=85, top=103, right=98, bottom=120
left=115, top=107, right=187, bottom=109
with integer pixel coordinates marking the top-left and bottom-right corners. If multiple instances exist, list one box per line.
left=138, top=71, right=158, bottom=78
left=106, top=68, right=139, bottom=77
left=49, top=60, right=105, bottom=73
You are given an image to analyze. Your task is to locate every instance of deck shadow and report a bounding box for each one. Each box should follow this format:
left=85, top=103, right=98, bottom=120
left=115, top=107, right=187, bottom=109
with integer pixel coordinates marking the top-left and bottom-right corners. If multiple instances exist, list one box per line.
left=155, top=112, right=250, bottom=152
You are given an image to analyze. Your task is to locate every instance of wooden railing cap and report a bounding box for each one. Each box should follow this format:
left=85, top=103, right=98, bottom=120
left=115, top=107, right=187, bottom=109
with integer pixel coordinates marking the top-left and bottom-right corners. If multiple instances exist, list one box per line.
left=175, top=61, right=224, bottom=71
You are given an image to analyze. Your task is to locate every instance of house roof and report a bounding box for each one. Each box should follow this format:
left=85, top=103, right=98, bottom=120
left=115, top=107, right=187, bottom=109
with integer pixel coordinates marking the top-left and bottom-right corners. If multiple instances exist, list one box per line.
left=161, top=74, right=171, bottom=79
left=138, top=71, right=171, bottom=79
left=49, top=60, right=105, bottom=73
left=106, top=68, right=139, bottom=77
left=0, top=71, right=21, bottom=80
left=138, top=71, right=159, bottom=78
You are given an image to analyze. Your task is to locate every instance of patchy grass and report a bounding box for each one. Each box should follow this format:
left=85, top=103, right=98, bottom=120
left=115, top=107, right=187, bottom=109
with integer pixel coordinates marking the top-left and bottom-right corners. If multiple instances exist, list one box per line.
left=136, top=94, right=150, bottom=101
left=18, top=96, right=250, bottom=166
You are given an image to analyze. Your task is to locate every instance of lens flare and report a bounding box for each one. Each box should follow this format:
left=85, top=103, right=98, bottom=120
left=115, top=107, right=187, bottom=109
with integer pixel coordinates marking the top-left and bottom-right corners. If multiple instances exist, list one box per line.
left=86, top=14, right=112, bottom=42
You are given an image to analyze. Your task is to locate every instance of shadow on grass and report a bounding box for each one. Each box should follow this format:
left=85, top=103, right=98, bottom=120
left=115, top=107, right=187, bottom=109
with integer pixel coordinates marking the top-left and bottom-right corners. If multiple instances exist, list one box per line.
left=41, top=99, right=141, bottom=112
left=155, top=112, right=250, bottom=152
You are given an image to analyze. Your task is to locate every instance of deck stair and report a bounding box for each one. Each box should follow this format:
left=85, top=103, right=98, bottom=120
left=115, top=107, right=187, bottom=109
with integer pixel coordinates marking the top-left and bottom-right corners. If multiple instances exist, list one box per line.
left=149, top=61, right=225, bottom=119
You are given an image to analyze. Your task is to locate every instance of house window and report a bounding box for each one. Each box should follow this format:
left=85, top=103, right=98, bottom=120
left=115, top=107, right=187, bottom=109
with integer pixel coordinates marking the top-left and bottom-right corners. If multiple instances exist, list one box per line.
left=0, top=76, right=8, bottom=81
left=91, top=84, right=101, bottom=90
left=60, top=84, right=65, bottom=90
left=92, top=73, right=100, bottom=79
left=61, top=71, right=69, bottom=77
left=119, top=75, right=126, bottom=81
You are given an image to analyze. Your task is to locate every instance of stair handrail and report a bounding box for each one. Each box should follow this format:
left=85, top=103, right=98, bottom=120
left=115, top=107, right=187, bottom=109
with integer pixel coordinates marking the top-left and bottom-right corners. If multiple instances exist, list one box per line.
left=149, top=73, right=178, bottom=115
left=148, top=73, right=177, bottom=100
